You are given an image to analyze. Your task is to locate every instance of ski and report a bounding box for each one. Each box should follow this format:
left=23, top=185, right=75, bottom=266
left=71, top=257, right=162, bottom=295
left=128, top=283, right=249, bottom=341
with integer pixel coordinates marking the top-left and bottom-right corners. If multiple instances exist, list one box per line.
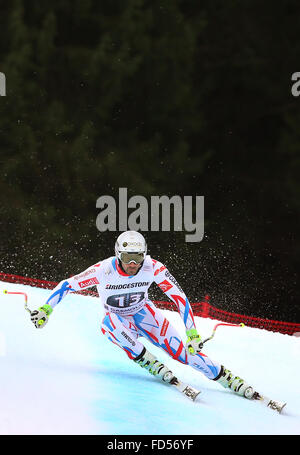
left=252, top=392, right=286, bottom=413
left=169, top=377, right=201, bottom=401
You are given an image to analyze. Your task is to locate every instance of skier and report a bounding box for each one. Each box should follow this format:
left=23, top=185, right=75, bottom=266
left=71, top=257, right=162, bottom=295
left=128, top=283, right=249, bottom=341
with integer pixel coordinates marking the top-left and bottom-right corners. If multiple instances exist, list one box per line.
left=30, top=231, right=257, bottom=400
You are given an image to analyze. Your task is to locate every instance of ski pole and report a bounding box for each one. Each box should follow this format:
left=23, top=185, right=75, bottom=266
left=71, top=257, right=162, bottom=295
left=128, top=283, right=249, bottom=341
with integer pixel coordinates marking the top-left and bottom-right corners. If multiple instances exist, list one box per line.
left=202, top=322, right=245, bottom=345
left=3, top=290, right=32, bottom=314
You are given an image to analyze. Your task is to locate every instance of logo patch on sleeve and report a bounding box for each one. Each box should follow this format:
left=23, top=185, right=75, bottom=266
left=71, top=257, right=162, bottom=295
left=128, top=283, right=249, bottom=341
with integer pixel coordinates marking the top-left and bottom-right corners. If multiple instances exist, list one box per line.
left=157, top=280, right=173, bottom=292
left=78, top=277, right=99, bottom=288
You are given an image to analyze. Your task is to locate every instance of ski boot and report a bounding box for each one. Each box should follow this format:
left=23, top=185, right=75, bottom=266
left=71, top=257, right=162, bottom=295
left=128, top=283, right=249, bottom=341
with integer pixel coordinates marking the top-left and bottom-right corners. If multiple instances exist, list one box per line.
left=134, top=347, right=175, bottom=383
left=213, top=365, right=254, bottom=398
left=213, top=366, right=286, bottom=412
left=134, top=347, right=201, bottom=401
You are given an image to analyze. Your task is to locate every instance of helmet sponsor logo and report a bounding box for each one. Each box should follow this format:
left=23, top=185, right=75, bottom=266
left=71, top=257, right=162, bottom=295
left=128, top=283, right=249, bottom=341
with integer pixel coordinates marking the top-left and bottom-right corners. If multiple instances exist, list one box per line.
left=122, top=241, right=143, bottom=249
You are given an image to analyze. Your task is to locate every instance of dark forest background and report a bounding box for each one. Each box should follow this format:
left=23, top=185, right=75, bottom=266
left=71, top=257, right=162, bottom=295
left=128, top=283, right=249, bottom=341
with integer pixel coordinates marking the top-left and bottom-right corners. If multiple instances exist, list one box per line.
left=0, top=0, right=299, bottom=322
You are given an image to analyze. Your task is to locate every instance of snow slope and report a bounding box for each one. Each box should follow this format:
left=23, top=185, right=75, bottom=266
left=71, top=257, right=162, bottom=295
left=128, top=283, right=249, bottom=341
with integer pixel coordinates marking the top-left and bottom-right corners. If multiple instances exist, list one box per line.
left=0, top=281, right=299, bottom=435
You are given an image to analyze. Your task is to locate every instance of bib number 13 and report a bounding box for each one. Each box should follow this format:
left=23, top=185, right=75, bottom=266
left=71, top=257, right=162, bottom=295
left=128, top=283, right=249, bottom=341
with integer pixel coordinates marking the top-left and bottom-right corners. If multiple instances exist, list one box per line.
left=107, top=292, right=145, bottom=308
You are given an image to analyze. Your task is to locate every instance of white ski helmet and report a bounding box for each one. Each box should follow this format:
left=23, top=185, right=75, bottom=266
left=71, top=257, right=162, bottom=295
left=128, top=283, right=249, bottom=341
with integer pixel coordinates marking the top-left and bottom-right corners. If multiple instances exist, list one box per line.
left=115, top=231, right=147, bottom=264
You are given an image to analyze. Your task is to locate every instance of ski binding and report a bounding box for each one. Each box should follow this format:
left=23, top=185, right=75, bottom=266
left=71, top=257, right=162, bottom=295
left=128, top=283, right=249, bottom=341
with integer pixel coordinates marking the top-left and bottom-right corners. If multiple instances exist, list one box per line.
left=170, top=377, right=201, bottom=401
left=253, top=392, right=286, bottom=413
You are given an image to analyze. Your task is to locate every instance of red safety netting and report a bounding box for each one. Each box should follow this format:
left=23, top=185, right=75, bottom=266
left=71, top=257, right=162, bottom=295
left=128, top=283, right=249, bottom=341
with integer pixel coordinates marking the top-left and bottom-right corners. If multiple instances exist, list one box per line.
left=1, top=272, right=299, bottom=336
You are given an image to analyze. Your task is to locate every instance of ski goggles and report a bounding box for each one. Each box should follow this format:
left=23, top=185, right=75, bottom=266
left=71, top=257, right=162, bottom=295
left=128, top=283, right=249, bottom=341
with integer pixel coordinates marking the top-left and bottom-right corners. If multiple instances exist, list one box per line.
left=119, top=252, right=145, bottom=264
